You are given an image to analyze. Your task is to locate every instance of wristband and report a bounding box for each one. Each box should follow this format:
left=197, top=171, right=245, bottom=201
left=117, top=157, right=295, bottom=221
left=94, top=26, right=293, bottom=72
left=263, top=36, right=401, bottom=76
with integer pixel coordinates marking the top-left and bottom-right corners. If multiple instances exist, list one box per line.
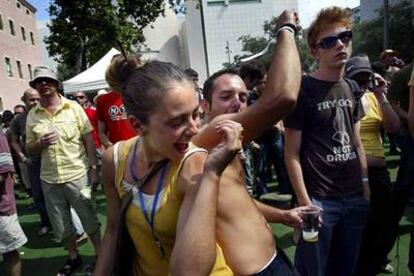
left=362, top=177, right=369, bottom=183
left=275, top=23, right=297, bottom=37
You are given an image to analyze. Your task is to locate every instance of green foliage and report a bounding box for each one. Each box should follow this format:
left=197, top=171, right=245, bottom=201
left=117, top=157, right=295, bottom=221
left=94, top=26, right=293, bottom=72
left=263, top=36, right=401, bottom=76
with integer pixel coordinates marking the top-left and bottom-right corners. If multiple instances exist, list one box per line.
left=45, top=0, right=167, bottom=78
left=352, top=0, right=414, bottom=62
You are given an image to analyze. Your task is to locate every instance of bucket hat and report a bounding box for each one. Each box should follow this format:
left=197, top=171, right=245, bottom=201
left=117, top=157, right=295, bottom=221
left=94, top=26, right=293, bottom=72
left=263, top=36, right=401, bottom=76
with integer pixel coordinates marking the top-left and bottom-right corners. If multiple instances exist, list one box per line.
left=29, top=66, right=59, bottom=88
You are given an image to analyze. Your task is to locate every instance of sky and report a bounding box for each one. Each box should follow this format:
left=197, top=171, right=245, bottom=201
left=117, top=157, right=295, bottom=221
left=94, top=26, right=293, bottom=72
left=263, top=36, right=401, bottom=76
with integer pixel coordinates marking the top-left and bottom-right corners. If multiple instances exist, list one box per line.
left=29, top=0, right=50, bottom=21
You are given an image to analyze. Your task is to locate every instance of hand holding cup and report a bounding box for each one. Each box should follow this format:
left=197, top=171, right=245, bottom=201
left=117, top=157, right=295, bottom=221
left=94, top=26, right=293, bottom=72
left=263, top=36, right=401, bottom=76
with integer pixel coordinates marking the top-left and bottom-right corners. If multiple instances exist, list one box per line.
left=40, top=125, right=58, bottom=146
left=299, top=206, right=323, bottom=242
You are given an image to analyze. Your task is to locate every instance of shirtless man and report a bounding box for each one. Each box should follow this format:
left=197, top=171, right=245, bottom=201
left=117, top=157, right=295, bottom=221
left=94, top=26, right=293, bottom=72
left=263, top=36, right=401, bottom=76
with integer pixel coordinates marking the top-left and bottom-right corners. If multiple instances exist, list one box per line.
left=193, top=10, right=302, bottom=275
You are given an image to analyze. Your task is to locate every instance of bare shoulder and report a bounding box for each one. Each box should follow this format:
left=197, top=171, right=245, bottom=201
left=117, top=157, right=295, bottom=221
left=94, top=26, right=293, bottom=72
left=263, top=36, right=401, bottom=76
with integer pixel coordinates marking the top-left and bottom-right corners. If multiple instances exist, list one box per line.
left=176, top=150, right=208, bottom=195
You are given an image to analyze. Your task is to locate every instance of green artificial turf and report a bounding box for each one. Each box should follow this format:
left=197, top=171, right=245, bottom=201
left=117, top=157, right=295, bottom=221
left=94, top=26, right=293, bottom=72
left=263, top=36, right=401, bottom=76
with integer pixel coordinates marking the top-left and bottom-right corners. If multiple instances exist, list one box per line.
left=0, top=147, right=411, bottom=275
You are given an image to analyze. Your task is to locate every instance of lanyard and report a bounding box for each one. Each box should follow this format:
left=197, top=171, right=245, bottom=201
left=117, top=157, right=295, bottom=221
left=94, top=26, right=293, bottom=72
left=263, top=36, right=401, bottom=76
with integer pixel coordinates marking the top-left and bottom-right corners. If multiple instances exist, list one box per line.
left=137, top=165, right=167, bottom=257
left=129, top=139, right=168, bottom=257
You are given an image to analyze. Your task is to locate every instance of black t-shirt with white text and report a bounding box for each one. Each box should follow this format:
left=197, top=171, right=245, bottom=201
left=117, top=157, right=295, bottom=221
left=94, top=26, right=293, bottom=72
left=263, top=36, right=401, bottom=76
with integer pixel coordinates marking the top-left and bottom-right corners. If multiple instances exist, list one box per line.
left=284, top=76, right=364, bottom=199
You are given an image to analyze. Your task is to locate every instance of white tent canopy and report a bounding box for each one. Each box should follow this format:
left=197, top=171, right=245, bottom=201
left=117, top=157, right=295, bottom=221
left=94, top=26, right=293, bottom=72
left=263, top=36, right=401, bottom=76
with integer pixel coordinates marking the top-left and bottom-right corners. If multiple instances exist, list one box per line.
left=63, top=48, right=120, bottom=93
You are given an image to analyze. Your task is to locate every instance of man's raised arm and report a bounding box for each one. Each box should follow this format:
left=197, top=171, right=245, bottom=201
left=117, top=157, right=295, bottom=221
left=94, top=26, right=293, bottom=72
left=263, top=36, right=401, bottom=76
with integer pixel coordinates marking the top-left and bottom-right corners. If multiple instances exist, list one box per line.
left=193, top=10, right=301, bottom=149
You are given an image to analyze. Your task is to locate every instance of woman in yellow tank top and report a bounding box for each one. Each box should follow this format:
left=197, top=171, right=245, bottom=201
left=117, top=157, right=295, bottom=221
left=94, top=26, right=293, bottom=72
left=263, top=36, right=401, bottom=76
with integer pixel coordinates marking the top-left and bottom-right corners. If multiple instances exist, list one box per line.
left=94, top=54, right=241, bottom=275
left=346, top=56, right=400, bottom=275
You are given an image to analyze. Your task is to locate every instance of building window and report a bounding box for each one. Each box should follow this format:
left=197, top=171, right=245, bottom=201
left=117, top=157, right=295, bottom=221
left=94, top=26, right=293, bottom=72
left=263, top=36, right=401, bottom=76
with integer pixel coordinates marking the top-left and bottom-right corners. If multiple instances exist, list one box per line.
left=16, top=2, right=21, bottom=9
left=16, top=60, right=23, bottom=78
left=4, top=57, right=13, bottom=77
left=26, top=9, right=30, bottom=15
left=9, top=19, right=15, bottom=36
left=21, top=26, right=26, bottom=41
left=0, top=14, right=3, bottom=30
left=30, top=31, right=35, bottom=45
left=27, top=64, right=33, bottom=79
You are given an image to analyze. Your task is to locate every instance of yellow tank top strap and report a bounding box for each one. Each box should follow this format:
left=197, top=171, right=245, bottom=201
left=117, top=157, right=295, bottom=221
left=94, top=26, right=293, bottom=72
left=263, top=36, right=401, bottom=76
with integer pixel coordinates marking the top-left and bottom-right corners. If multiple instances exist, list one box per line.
left=163, top=144, right=208, bottom=199
left=177, top=144, right=208, bottom=173
left=114, top=137, right=138, bottom=197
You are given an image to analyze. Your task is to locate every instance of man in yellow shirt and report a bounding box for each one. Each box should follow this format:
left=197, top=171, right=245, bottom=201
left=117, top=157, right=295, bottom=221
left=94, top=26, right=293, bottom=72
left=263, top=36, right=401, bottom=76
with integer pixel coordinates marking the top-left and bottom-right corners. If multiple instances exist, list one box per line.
left=26, top=66, right=101, bottom=275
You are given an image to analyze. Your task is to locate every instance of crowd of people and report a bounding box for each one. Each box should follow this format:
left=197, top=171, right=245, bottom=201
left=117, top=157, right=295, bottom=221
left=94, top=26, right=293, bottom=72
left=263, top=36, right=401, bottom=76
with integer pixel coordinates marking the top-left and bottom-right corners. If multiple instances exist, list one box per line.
left=1, top=6, right=414, bottom=276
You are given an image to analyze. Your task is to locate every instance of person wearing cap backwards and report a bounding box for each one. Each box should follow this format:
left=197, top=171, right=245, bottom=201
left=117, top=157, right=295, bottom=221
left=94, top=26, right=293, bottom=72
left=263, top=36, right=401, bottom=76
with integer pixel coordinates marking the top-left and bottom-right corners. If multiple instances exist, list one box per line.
left=345, top=56, right=400, bottom=275
left=284, top=7, right=370, bottom=275
left=25, top=66, right=101, bottom=275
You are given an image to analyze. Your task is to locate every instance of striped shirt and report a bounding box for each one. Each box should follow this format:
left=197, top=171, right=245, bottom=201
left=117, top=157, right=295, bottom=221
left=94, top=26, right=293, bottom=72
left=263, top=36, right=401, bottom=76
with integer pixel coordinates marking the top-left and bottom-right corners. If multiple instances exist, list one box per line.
left=0, top=131, right=16, bottom=215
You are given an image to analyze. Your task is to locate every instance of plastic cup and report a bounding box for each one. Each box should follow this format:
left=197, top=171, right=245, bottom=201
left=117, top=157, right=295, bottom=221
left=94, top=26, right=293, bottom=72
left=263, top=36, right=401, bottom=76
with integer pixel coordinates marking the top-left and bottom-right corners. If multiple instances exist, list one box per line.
left=300, top=206, right=322, bottom=242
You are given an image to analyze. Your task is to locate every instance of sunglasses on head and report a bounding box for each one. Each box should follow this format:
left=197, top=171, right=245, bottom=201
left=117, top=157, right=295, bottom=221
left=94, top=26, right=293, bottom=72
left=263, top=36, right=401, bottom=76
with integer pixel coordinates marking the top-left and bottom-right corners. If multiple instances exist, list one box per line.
left=316, top=30, right=353, bottom=49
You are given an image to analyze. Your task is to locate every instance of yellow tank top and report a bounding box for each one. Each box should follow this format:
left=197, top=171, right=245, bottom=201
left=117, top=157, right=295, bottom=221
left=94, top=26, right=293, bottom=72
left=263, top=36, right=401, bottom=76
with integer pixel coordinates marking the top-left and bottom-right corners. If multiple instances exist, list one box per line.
left=114, top=137, right=233, bottom=276
left=360, top=92, right=385, bottom=158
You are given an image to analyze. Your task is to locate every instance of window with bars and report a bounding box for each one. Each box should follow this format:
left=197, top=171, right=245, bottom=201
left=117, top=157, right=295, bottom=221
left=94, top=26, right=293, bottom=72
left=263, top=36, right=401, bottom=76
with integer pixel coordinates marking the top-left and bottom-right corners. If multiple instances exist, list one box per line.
left=21, top=26, right=26, bottom=41
left=5, top=57, right=13, bottom=77
left=9, top=19, right=15, bottom=36
left=16, top=60, right=23, bottom=78
left=30, top=31, right=35, bottom=45
left=28, top=64, right=33, bottom=79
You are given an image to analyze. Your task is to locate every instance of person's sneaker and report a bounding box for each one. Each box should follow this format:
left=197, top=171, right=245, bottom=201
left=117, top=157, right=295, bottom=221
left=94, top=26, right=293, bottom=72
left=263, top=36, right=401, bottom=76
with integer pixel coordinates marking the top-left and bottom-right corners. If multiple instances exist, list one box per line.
left=76, top=232, right=88, bottom=247
left=28, top=203, right=36, bottom=211
left=37, top=226, right=50, bottom=237
left=56, top=254, right=83, bottom=276
left=83, top=263, right=95, bottom=276
left=380, top=263, right=394, bottom=274
left=389, top=148, right=400, bottom=155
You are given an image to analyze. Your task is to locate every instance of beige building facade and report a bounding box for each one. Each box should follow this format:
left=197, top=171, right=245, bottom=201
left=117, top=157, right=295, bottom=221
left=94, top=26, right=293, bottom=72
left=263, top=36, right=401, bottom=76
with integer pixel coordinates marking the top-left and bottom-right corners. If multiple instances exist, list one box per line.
left=0, top=0, right=41, bottom=111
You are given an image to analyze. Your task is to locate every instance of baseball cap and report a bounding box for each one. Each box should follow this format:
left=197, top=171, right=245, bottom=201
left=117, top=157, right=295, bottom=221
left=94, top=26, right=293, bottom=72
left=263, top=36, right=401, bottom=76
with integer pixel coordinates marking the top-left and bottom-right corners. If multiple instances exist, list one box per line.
left=380, top=49, right=396, bottom=60
left=345, top=56, right=373, bottom=78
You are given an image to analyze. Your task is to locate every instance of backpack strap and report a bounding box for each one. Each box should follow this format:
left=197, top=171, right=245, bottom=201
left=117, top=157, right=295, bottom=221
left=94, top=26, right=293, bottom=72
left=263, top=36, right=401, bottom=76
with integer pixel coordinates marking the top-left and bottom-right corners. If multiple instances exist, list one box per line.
left=344, top=77, right=364, bottom=101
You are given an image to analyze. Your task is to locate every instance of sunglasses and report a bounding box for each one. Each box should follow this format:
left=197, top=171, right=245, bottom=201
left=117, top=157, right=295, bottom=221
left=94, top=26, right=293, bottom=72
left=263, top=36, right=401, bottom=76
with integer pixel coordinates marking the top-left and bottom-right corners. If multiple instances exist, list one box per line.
left=316, top=30, right=353, bottom=49
left=34, top=78, right=57, bottom=85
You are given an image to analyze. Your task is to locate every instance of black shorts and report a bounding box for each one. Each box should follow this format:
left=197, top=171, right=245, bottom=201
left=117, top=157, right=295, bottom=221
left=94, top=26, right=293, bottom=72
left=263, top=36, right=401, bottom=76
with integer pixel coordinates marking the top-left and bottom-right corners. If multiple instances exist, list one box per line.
left=255, top=248, right=299, bottom=276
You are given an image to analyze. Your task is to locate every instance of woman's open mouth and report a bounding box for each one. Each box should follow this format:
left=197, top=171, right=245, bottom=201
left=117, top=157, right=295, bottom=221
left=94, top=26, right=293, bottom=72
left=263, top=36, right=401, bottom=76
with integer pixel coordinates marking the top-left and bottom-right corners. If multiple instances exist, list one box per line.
left=174, top=142, right=189, bottom=154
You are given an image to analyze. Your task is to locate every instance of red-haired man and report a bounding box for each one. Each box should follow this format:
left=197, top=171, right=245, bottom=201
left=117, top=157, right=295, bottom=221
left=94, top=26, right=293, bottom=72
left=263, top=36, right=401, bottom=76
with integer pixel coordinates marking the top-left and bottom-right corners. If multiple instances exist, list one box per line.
left=284, top=7, right=369, bottom=275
